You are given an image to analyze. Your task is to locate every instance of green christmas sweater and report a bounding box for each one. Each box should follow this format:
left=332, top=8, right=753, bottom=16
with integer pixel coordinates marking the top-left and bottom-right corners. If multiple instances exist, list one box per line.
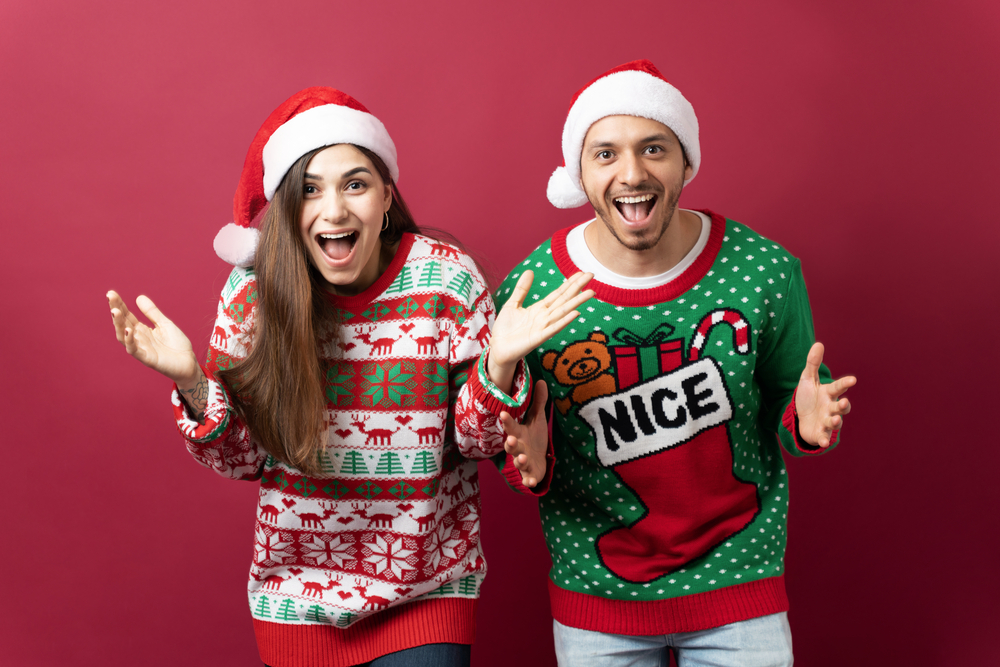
left=492, top=210, right=837, bottom=635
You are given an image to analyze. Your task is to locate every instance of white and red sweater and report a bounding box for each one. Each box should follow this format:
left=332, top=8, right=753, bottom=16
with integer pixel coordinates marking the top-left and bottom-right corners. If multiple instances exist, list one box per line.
left=172, top=234, right=543, bottom=667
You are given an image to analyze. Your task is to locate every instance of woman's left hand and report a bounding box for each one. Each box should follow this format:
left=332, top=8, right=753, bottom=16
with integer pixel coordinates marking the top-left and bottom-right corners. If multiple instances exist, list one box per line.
left=488, top=271, right=594, bottom=395
left=499, top=381, right=550, bottom=489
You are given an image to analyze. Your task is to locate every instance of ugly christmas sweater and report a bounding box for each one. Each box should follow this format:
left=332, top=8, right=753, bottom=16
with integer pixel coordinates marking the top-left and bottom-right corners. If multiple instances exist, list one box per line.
left=172, top=233, right=539, bottom=667
left=492, top=210, right=837, bottom=635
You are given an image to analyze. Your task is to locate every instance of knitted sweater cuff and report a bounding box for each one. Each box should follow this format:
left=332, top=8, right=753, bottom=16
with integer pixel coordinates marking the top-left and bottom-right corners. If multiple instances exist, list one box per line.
left=468, top=346, right=532, bottom=421
left=782, top=388, right=839, bottom=454
left=172, top=363, right=232, bottom=444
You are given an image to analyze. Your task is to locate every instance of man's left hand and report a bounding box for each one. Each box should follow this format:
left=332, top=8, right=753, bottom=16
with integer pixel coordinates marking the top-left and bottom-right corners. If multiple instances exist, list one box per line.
left=499, top=380, right=550, bottom=488
left=795, top=342, right=857, bottom=449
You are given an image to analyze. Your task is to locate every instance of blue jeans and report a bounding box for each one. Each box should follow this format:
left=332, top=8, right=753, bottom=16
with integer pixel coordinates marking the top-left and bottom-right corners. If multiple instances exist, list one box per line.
left=364, top=642, right=470, bottom=667
left=553, top=613, right=793, bottom=667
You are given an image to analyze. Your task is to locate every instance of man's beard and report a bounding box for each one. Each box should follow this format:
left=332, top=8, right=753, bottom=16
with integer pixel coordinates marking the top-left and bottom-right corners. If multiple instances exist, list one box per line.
left=589, top=175, right=684, bottom=252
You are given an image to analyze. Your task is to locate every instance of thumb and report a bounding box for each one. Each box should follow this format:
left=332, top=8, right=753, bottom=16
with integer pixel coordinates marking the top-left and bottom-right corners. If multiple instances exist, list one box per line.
left=528, top=380, right=549, bottom=421
left=801, top=342, right=824, bottom=383
left=135, top=295, right=172, bottom=328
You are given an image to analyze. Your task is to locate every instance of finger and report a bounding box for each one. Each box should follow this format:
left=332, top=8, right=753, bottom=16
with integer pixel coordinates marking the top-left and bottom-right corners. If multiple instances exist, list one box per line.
left=135, top=294, right=172, bottom=329
left=508, top=271, right=535, bottom=309
left=825, top=375, right=857, bottom=399
left=544, top=289, right=597, bottom=326
left=838, top=398, right=851, bottom=415
left=499, top=411, right=523, bottom=438
left=111, top=308, right=127, bottom=343
left=123, top=325, right=138, bottom=355
left=538, top=310, right=581, bottom=341
left=539, top=271, right=591, bottom=308
left=800, top=342, right=824, bottom=384
left=109, top=291, right=142, bottom=329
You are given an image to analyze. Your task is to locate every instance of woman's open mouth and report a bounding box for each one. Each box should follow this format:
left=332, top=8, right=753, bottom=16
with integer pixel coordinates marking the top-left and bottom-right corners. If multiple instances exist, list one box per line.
left=613, top=193, right=657, bottom=223
left=317, top=231, right=358, bottom=261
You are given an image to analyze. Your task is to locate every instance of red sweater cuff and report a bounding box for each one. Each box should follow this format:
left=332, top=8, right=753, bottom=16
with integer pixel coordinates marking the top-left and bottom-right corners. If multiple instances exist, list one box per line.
left=466, top=348, right=532, bottom=422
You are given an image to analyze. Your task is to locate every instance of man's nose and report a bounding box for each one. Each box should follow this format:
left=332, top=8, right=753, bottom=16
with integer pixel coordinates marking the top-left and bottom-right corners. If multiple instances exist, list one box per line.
left=617, top=151, right=648, bottom=187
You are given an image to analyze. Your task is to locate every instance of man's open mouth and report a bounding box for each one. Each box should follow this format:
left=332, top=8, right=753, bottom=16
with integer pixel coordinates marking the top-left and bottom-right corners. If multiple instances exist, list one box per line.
left=317, top=231, right=358, bottom=261
left=613, top=193, right=657, bottom=223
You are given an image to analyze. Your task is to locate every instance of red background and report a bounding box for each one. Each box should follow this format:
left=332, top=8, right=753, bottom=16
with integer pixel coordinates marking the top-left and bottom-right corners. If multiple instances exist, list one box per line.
left=2, top=1, right=998, bottom=665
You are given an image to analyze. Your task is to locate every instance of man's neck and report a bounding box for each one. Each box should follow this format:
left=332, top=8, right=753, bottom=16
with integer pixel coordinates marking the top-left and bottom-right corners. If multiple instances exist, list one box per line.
left=584, top=208, right=703, bottom=278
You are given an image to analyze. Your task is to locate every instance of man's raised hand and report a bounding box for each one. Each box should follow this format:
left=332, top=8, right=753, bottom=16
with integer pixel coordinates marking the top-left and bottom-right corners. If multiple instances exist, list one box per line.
left=794, top=342, right=856, bottom=449
left=499, top=380, right=550, bottom=489
left=488, top=271, right=594, bottom=395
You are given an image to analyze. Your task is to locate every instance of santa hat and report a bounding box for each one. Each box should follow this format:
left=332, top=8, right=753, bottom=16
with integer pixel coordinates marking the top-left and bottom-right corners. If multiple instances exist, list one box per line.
left=546, top=60, right=700, bottom=209
left=214, top=87, right=399, bottom=267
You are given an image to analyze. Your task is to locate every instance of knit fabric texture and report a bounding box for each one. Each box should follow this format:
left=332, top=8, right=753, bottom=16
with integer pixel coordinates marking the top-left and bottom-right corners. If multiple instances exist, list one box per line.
left=492, top=211, right=836, bottom=635
left=172, top=233, right=534, bottom=666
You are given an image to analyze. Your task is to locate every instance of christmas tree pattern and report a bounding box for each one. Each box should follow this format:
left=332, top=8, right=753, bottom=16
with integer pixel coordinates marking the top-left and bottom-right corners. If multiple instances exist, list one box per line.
left=374, top=452, right=405, bottom=475
left=252, top=595, right=272, bottom=619
left=458, top=575, right=479, bottom=596
left=386, top=265, right=414, bottom=294
left=410, top=451, right=438, bottom=475
left=447, top=270, right=475, bottom=301
left=274, top=598, right=299, bottom=622
left=340, top=451, right=370, bottom=475
left=304, top=605, right=329, bottom=624
left=418, top=260, right=443, bottom=288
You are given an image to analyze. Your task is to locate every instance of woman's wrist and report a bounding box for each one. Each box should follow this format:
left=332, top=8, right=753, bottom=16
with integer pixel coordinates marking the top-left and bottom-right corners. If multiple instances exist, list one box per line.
left=486, top=353, right=516, bottom=397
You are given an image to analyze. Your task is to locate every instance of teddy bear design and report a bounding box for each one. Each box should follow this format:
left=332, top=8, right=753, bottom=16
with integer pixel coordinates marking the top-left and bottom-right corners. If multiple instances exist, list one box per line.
left=541, top=332, right=618, bottom=415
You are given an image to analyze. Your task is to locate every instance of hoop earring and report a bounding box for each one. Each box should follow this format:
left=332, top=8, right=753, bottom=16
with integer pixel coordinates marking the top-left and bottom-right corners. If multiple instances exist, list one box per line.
left=381, top=211, right=389, bottom=232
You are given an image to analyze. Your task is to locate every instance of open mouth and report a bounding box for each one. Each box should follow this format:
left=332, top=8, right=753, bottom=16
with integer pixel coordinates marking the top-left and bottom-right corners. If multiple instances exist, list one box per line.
left=613, top=193, right=657, bottom=223
left=317, top=230, right=358, bottom=261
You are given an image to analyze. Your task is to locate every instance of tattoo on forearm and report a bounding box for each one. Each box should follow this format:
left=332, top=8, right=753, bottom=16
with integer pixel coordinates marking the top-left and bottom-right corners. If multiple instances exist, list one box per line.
left=179, top=376, right=209, bottom=423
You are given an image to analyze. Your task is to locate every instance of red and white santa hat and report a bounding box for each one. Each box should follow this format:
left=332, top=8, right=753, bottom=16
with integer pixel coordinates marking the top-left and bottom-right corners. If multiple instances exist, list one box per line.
left=546, top=60, right=700, bottom=209
left=214, top=87, right=399, bottom=267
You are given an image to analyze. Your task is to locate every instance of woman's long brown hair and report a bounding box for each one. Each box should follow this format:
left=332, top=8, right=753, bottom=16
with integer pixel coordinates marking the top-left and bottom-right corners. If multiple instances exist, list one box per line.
left=217, top=145, right=420, bottom=475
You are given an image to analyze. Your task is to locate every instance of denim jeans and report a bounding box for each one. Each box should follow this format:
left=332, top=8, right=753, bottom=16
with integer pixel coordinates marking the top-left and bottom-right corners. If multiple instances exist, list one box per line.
left=364, top=642, right=470, bottom=667
left=553, top=612, right=792, bottom=667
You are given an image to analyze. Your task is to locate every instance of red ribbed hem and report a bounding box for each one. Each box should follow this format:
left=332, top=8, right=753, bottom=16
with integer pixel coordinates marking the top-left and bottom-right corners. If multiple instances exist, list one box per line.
left=549, top=576, right=788, bottom=635
left=254, top=598, right=476, bottom=667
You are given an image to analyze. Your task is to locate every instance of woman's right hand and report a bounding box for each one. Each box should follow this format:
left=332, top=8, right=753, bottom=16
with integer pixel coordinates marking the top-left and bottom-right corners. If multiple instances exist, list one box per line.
left=107, top=291, right=200, bottom=384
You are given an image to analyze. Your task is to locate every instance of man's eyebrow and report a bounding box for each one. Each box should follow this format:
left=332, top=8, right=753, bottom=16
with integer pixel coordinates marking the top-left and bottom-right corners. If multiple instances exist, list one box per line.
left=585, top=134, right=675, bottom=150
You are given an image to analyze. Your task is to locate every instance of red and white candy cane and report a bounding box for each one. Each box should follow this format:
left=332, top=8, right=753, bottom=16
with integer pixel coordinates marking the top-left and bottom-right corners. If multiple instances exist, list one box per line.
left=688, top=309, right=751, bottom=361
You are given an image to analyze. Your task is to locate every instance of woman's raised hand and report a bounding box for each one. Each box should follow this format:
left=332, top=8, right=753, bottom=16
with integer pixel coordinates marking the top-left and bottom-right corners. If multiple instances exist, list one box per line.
left=107, top=291, right=200, bottom=384
left=488, top=271, right=594, bottom=395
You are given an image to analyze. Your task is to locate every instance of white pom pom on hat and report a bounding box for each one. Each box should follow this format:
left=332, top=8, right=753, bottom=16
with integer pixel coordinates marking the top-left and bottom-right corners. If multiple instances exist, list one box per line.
left=547, top=59, right=700, bottom=209
left=214, top=87, right=399, bottom=267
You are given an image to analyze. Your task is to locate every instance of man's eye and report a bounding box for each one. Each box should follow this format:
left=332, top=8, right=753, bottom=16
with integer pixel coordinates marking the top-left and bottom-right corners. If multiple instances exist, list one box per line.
left=598, top=151, right=612, bottom=160
left=646, top=146, right=663, bottom=154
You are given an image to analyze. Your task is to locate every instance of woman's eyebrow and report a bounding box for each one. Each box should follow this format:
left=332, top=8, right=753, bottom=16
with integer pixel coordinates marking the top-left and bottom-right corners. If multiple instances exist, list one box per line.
left=342, top=167, right=371, bottom=178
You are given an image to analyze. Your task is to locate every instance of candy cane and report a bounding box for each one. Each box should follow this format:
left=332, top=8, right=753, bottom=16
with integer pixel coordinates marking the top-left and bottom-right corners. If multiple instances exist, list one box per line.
left=688, top=309, right=751, bottom=361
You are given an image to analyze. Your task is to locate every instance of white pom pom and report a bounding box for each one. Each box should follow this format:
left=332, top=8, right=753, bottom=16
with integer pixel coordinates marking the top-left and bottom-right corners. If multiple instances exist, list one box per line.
left=213, top=223, right=259, bottom=267
left=546, top=166, right=589, bottom=209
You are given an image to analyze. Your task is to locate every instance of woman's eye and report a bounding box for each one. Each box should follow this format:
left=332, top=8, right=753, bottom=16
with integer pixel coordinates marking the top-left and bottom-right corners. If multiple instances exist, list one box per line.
left=347, top=181, right=365, bottom=191
left=304, top=184, right=318, bottom=195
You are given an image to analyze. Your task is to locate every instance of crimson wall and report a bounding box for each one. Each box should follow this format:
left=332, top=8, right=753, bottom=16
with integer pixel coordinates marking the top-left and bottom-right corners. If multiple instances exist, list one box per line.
left=2, top=1, right=998, bottom=664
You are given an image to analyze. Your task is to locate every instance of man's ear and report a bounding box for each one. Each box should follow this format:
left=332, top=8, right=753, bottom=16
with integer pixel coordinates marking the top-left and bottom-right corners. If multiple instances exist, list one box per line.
left=683, top=159, right=693, bottom=182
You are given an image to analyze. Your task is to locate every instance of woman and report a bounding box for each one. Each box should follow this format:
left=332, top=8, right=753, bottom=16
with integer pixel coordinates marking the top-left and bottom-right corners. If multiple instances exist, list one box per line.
left=107, top=87, right=593, bottom=667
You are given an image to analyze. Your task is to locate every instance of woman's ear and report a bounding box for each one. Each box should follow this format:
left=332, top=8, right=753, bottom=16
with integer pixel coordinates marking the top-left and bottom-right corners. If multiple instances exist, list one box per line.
left=384, top=182, right=393, bottom=213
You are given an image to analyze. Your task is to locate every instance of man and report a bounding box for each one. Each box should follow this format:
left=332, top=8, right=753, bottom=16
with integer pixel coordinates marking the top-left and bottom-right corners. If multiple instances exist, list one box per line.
left=487, top=60, right=856, bottom=666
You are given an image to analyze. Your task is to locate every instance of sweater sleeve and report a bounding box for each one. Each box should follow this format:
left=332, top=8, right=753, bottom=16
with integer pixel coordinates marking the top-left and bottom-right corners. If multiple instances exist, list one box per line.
left=755, top=259, right=838, bottom=456
left=452, top=289, right=534, bottom=461
left=172, top=268, right=268, bottom=480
